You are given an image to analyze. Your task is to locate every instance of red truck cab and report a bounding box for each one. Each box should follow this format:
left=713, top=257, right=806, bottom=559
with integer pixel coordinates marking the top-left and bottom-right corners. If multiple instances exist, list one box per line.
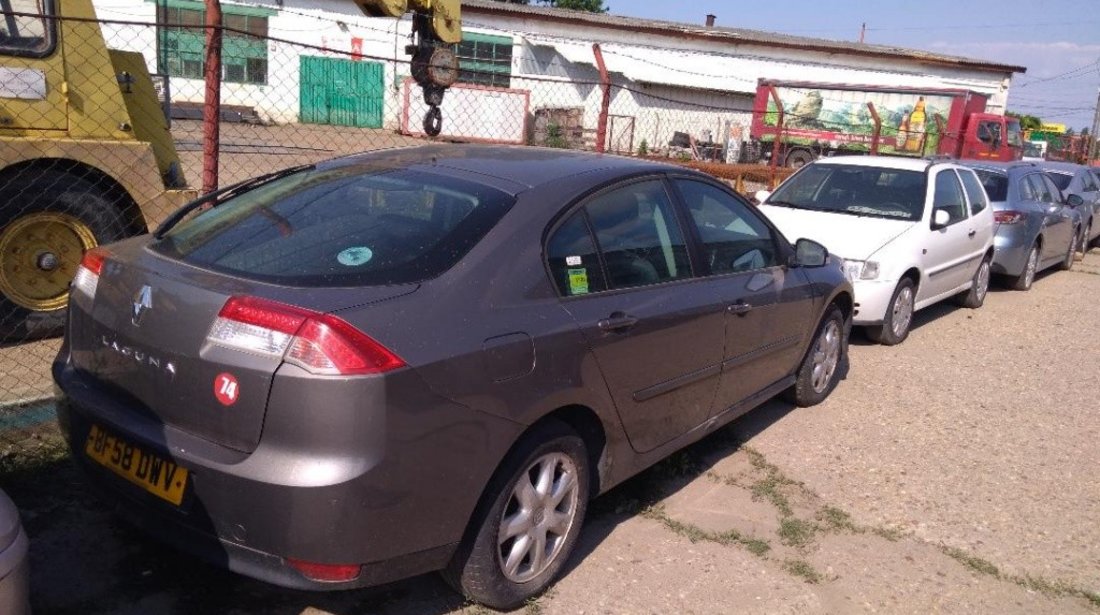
left=958, top=113, right=1023, bottom=161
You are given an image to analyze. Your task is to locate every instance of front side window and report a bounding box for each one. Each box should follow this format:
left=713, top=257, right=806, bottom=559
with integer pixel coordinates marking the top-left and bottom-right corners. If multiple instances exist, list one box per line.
left=977, top=121, right=1002, bottom=145
left=1006, top=120, right=1023, bottom=147
left=1045, top=172, right=1072, bottom=192
left=546, top=211, right=606, bottom=297
left=767, top=164, right=926, bottom=221
left=676, top=179, right=779, bottom=274
left=958, top=169, right=990, bottom=214
left=584, top=180, right=691, bottom=290
left=1041, top=175, right=1065, bottom=204
left=933, top=170, right=968, bottom=225
left=155, top=165, right=514, bottom=287
left=1082, top=171, right=1098, bottom=192
left=157, top=4, right=269, bottom=85
left=0, top=0, right=54, bottom=57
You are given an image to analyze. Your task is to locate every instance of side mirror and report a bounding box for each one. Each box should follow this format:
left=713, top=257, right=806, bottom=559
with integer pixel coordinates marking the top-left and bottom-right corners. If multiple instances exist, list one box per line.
left=754, top=190, right=772, bottom=204
left=1067, top=193, right=1085, bottom=208
left=792, top=238, right=828, bottom=268
left=932, top=208, right=951, bottom=229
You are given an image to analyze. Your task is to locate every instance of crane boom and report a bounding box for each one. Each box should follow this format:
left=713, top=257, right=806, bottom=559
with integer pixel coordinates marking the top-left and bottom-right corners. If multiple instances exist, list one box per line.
left=353, top=0, right=462, bottom=136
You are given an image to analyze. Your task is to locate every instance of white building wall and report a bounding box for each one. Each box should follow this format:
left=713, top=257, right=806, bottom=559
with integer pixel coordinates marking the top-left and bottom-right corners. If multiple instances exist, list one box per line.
left=91, top=1, right=1013, bottom=144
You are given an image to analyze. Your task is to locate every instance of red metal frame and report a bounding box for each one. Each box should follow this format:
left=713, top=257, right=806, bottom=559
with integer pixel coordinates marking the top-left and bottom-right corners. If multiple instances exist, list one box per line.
left=593, top=43, right=611, bottom=154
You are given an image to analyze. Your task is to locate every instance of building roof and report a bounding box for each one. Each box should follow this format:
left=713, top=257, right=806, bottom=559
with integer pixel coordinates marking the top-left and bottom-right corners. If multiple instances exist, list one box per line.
left=462, top=0, right=1027, bottom=76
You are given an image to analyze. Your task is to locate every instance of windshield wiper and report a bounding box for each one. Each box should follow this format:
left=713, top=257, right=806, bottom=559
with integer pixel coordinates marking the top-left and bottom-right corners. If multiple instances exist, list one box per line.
left=154, top=164, right=315, bottom=238
left=766, top=200, right=820, bottom=211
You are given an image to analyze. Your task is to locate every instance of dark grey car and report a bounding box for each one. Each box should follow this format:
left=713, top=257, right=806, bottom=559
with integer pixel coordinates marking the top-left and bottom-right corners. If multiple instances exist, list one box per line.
left=53, top=145, right=852, bottom=609
left=963, top=162, right=1080, bottom=290
left=0, top=488, right=30, bottom=615
left=1034, top=161, right=1100, bottom=252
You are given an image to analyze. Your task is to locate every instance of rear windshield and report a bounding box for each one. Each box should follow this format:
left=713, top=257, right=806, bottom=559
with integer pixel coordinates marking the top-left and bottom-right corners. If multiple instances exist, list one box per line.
left=154, top=166, right=514, bottom=287
left=973, top=170, right=1008, bottom=202
left=1046, top=172, right=1072, bottom=192
left=767, top=163, right=927, bottom=221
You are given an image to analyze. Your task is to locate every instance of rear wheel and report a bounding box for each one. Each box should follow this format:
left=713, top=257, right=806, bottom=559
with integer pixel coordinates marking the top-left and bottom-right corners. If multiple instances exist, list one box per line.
left=443, top=420, right=590, bottom=610
left=955, top=256, right=991, bottom=308
left=785, top=149, right=814, bottom=168
left=783, top=305, right=846, bottom=407
left=866, top=278, right=915, bottom=346
left=0, top=170, right=128, bottom=341
left=1009, top=243, right=1039, bottom=291
left=1077, top=222, right=1091, bottom=259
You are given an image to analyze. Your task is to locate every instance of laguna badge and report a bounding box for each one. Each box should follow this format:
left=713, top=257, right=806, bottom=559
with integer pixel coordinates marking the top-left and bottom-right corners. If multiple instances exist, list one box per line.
left=132, top=285, right=153, bottom=326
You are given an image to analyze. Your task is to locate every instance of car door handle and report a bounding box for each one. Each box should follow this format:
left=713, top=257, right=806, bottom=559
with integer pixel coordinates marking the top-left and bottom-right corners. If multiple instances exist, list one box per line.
left=968, top=230, right=977, bottom=238
left=727, top=301, right=753, bottom=316
left=597, top=313, right=638, bottom=332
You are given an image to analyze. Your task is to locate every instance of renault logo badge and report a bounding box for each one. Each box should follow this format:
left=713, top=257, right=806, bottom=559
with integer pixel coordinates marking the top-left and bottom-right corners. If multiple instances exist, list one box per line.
left=132, top=285, right=153, bottom=326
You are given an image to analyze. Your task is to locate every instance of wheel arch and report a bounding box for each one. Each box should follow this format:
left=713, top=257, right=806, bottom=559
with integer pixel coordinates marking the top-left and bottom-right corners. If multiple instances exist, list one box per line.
left=0, top=158, right=148, bottom=235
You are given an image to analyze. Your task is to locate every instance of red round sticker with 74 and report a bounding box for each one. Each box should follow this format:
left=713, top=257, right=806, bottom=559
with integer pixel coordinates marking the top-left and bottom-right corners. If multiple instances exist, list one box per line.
left=214, top=372, right=240, bottom=406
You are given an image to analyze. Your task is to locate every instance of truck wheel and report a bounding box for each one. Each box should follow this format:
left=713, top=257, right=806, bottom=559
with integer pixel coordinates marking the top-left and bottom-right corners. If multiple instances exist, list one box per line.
left=785, top=149, right=814, bottom=168
left=0, top=170, right=128, bottom=342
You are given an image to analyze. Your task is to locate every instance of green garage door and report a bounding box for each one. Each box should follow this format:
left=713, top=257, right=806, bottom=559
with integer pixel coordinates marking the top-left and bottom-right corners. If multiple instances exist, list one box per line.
left=300, top=56, right=384, bottom=128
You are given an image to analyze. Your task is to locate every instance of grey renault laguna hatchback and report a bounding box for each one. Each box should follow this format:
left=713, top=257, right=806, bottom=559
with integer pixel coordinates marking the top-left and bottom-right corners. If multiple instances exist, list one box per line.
left=53, top=145, right=852, bottom=609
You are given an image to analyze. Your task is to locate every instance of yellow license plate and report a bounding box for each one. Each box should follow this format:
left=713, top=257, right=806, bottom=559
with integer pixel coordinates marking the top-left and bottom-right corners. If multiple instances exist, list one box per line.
left=84, top=424, right=188, bottom=506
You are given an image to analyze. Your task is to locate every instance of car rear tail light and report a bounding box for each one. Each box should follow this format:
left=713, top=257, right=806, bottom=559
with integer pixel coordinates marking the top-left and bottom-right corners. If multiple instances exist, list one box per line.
left=286, top=558, right=361, bottom=583
left=72, top=247, right=109, bottom=300
left=994, top=210, right=1025, bottom=224
left=208, top=296, right=406, bottom=375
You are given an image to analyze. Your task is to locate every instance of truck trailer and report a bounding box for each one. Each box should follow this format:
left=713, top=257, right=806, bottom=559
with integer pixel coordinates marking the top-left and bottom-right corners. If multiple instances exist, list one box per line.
left=748, top=80, right=1023, bottom=167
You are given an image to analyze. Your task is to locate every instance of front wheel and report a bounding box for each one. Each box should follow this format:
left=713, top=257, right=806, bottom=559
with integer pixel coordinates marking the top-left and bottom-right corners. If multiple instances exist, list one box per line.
left=783, top=305, right=847, bottom=407
left=866, top=278, right=915, bottom=346
left=443, top=421, right=590, bottom=610
left=955, top=256, right=991, bottom=308
left=1077, top=222, right=1091, bottom=259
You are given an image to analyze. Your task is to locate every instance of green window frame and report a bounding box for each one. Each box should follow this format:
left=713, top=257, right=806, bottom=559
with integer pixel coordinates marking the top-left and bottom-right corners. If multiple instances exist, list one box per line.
left=452, top=32, right=513, bottom=89
left=154, top=0, right=272, bottom=85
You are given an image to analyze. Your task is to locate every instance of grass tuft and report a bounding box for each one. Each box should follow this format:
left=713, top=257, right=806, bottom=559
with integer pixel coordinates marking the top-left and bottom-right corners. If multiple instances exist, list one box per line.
left=782, top=559, right=823, bottom=584
left=778, top=518, right=817, bottom=548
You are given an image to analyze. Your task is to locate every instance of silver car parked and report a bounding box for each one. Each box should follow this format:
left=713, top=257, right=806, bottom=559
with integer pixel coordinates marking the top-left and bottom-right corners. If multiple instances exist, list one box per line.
left=1034, top=161, right=1100, bottom=253
left=964, top=162, right=1080, bottom=291
left=0, top=489, right=30, bottom=615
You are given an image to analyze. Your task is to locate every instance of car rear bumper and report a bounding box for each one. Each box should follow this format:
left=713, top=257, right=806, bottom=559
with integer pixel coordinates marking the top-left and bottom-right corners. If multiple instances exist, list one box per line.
left=991, top=225, right=1034, bottom=277
left=53, top=356, right=523, bottom=590
left=0, top=527, right=30, bottom=615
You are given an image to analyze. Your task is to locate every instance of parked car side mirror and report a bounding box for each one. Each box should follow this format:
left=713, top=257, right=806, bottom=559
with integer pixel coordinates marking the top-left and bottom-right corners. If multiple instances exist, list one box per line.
left=932, top=208, right=951, bottom=229
left=792, top=238, right=828, bottom=268
left=1067, top=194, right=1085, bottom=208
left=754, top=190, right=771, bottom=204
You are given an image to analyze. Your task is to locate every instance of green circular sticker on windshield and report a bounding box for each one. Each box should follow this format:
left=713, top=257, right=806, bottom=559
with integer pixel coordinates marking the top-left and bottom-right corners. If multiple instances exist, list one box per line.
left=337, top=246, right=373, bottom=266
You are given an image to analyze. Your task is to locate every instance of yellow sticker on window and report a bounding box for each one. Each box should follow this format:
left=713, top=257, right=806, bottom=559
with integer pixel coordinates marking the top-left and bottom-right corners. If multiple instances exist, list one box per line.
left=567, top=268, right=589, bottom=295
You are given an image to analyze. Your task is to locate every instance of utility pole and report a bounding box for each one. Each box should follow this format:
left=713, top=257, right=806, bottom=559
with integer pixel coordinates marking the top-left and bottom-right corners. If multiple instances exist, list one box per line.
left=859, top=23, right=866, bottom=43
left=1090, top=86, right=1100, bottom=164
left=202, top=0, right=223, bottom=193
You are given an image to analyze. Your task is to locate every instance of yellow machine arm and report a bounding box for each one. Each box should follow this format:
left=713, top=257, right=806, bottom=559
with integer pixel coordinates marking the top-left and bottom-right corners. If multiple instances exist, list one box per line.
left=353, top=0, right=462, bottom=135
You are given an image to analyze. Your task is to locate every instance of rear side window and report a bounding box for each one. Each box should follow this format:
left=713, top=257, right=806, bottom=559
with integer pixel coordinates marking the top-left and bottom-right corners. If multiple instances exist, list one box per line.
left=0, top=0, right=54, bottom=57
left=958, top=170, right=989, bottom=214
left=546, top=211, right=606, bottom=297
left=585, top=180, right=691, bottom=290
left=155, top=166, right=514, bottom=287
left=1041, top=175, right=1064, bottom=204
left=1027, top=175, right=1054, bottom=203
left=1018, top=175, right=1037, bottom=201
left=973, top=170, right=1008, bottom=202
left=933, top=170, right=967, bottom=224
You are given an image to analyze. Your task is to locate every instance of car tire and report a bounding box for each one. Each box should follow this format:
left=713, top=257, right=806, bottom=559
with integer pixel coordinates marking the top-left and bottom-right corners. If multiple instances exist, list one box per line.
left=0, top=170, right=129, bottom=342
left=783, top=305, right=847, bottom=407
left=1058, top=231, right=1076, bottom=271
left=785, top=149, right=814, bottom=168
left=955, top=255, right=992, bottom=308
left=442, top=420, right=590, bottom=610
left=1076, top=223, right=1090, bottom=259
left=1009, top=243, right=1039, bottom=291
left=866, top=278, right=915, bottom=346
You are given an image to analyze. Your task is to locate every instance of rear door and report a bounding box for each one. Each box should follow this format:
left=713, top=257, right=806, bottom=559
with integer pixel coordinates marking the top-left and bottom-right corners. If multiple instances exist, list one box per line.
left=670, top=177, right=816, bottom=414
left=1028, top=173, right=1073, bottom=262
left=548, top=178, right=726, bottom=454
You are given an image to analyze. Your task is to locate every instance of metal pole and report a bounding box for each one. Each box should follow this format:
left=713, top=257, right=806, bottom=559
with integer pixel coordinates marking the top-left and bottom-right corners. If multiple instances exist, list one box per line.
left=768, top=85, right=784, bottom=177
left=1089, top=87, right=1100, bottom=165
left=593, top=43, right=610, bottom=154
left=202, top=0, right=223, bottom=193
left=867, top=102, right=880, bottom=156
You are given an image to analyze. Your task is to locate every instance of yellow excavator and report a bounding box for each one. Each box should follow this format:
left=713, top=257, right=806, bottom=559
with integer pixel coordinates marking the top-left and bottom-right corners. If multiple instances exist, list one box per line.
left=0, top=0, right=460, bottom=341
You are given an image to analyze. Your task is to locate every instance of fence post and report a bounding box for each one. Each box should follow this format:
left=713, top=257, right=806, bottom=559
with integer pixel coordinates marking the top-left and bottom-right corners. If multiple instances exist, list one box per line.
left=767, top=85, right=784, bottom=186
left=867, top=102, right=881, bottom=156
left=202, top=0, right=223, bottom=193
left=593, top=43, right=610, bottom=154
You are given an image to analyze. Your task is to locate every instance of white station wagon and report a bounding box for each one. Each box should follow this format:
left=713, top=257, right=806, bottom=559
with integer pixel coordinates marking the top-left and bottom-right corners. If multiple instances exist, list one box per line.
left=757, top=157, right=994, bottom=345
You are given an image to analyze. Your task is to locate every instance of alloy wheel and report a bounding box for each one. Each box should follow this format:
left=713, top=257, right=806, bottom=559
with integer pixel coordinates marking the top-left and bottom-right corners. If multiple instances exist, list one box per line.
left=975, top=260, right=990, bottom=303
left=810, top=319, right=841, bottom=393
left=1025, top=247, right=1038, bottom=289
left=891, top=286, right=914, bottom=340
left=497, top=452, right=580, bottom=583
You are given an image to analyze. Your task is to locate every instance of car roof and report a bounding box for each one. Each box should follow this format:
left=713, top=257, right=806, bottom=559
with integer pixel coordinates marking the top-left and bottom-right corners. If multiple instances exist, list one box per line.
left=319, top=144, right=681, bottom=194
left=958, top=161, right=1041, bottom=175
left=811, top=155, right=951, bottom=172
left=1031, top=160, right=1087, bottom=174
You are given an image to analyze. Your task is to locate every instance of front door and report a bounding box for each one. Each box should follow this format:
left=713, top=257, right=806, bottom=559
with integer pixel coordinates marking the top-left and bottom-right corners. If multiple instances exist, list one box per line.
left=671, top=178, right=817, bottom=413
left=0, top=0, right=67, bottom=131
left=548, top=179, right=726, bottom=454
left=921, top=169, right=975, bottom=299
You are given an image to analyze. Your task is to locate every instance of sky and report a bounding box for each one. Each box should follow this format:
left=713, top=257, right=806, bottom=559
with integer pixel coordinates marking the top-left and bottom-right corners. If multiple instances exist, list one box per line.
left=606, top=0, right=1100, bottom=131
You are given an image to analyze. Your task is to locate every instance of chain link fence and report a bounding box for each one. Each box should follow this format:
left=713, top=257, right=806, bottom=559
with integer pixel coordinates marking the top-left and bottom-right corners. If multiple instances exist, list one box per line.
left=1, top=3, right=848, bottom=461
